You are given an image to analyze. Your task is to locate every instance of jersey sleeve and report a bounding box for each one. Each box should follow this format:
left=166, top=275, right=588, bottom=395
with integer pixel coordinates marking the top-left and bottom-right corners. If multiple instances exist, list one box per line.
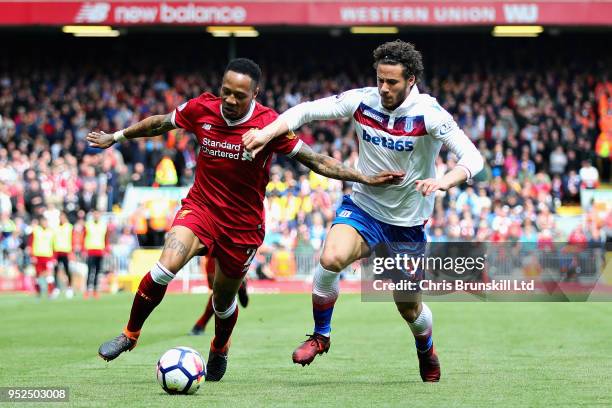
left=170, top=98, right=198, bottom=133
left=424, top=99, right=484, bottom=180
left=268, top=130, right=304, bottom=158
left=279, top=88, right=364, bottom=131
left=260, top=110, right=303, bottom=158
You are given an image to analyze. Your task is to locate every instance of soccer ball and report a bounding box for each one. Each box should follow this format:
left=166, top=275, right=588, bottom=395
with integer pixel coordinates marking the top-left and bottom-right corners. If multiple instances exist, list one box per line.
left=156, top=347, right=206, bottom=395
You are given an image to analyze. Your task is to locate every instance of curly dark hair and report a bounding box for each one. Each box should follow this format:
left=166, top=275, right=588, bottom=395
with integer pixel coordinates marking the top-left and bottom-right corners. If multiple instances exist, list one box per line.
left=372, top=40, right=424, bottom=82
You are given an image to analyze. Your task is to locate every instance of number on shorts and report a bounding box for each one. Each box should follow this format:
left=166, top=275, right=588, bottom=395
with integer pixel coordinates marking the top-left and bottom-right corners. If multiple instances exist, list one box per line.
left=242, top=248, right=257, bottom=272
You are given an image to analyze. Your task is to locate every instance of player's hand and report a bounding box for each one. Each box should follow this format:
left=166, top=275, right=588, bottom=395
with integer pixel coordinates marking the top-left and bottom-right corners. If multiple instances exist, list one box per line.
left=86, top=131, right=115, bottom=149
left=365, top=171, right=405, bottom=186
left=415, top=178, right=449, bottom=196
left=242, top=129, right=271, bottom=158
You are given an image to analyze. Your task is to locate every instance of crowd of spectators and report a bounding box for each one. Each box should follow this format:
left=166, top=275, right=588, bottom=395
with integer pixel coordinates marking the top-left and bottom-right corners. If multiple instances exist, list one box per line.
left=0, top=35, right=610, bottom=280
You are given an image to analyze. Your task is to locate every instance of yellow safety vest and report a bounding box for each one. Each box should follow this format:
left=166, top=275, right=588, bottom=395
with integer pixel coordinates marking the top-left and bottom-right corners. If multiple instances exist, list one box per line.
left=148, top=200, right=169, bottom=231
left=155, top=157, right=178, bottom=186
left=596, top=132, right=611, bottom=158
left=300, top=195, right=313, bottom=213
left=32, top=226, right=54, bottom=258
left=53, top=223, right=73, bottom=253
left=309, top=170, right=329, bottom=190
left=131, top=212, right=148, bottom=235
left=266, top=180, right=287, bottom=194
left=85, top=221, right=107, bottom=251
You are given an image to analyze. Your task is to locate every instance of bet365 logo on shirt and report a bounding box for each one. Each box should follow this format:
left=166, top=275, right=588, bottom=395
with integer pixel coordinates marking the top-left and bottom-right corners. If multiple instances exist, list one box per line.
left=362, top=130, right=414, bottom=152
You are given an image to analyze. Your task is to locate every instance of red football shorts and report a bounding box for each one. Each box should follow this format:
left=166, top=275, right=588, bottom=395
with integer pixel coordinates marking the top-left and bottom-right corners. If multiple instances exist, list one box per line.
left=171, top=200, right=263, bottom=279
left=34, top=256, right=55, bottom=276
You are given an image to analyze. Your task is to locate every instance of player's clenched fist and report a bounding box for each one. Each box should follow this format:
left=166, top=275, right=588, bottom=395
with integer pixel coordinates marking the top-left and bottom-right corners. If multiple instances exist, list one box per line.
left=415, top=178, right=449, bottom=196
left=242, top=128, right=270, bottom=158
left=86, top=131, right=116, bottom=149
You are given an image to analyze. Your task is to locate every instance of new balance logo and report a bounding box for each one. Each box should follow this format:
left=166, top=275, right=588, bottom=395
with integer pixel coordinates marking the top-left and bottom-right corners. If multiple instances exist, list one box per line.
left=339, top=210, right=352, bottom=218
left=202, top=123, right=212, bottom=130
left=75, top=2, right=111, bottom=23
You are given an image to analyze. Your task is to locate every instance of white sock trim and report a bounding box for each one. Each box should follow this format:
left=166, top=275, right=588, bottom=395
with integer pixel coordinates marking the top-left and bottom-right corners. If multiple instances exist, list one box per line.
left=150, top=262, right=175, bottom=285
left=312, top=265, right=340, bottom=299
left=408, top=303, right=433, bottom=336
left=213, top=297, right=237, bottom=319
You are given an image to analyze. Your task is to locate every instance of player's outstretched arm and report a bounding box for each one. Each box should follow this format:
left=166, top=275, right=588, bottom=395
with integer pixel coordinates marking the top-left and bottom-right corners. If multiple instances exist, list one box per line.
left=293, top=143, right=404, bottom=186
left=243, top=90, right=361, bottom=157
left=87, top=113, right=176, bottom=149
left=242, top=120, right=289, bottom=158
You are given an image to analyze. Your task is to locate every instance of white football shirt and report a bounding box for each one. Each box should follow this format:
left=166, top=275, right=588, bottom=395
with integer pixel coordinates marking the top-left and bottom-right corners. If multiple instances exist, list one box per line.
left=280, top=86, right=484, bottom=227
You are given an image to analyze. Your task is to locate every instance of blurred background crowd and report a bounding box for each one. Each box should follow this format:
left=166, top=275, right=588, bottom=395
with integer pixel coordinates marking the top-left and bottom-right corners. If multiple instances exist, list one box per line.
left=0, top=33, right=610, bottom=286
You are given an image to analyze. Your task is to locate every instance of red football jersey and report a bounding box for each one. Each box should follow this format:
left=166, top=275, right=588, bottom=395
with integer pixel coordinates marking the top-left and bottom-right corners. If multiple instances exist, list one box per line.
left=171, top=92, right=302, bottom=231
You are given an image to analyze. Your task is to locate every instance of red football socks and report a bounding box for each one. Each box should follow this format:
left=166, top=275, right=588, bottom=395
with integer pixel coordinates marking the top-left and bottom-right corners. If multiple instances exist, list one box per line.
left=126, top=272, right=167, bottom=333
left=212, top=307, right=238, bottom=352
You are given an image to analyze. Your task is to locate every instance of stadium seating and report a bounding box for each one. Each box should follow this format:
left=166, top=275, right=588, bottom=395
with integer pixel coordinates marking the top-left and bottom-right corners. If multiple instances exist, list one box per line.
left=0, top=34, right=610, bottom=282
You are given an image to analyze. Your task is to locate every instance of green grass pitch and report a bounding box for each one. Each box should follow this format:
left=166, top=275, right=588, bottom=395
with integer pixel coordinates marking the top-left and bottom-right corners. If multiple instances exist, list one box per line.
left=1, top=293, right=611, bottom=407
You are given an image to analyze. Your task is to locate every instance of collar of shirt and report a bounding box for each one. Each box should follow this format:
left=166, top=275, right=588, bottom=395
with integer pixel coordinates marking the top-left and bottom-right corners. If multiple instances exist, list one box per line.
left=380, top=85, right=420, bottom=114
left=220, top=100, right=256, bottom=127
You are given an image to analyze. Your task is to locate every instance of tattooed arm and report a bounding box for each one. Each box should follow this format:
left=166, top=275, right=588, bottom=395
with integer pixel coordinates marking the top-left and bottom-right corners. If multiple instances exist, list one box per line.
left=293, top=143, right=404, bottom=186
left=86, top=113, right=176, bottom=149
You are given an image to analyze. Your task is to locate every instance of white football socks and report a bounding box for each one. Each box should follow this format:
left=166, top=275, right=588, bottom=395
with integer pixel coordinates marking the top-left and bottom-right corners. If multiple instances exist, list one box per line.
left=408, top=303, right=433, bottom=336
